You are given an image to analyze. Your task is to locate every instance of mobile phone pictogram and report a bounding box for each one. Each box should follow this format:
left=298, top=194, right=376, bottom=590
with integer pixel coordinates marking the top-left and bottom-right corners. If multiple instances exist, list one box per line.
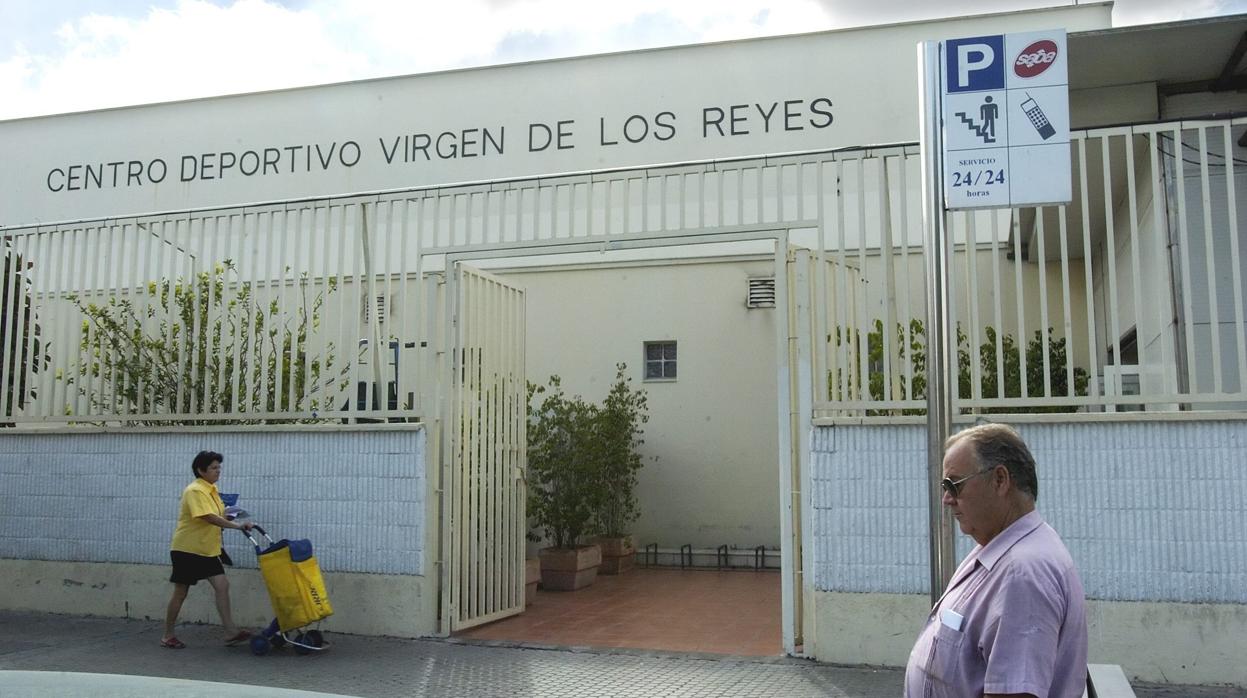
left=1020, top=94, right=1055, bottom=140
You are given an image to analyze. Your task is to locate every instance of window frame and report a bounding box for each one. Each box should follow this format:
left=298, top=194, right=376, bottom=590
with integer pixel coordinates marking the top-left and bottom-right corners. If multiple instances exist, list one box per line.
left=643, top=340, right=678, bottom=382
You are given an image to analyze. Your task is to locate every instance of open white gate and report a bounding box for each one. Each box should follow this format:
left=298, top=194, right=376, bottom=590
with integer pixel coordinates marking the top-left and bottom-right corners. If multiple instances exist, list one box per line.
left=443, top=263, right=527, bottom=631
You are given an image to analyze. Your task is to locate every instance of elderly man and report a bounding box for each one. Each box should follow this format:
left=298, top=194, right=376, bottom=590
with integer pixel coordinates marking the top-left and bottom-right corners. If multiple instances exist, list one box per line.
left=904, top=423, right=1088, bottom=698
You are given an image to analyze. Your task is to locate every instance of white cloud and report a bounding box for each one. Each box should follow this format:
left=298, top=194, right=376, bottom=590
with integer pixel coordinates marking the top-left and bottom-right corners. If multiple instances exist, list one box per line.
left=0, top=0, right=1238, bottom=120
left=0, top=0, right=843, bottom=119
left=0, top=0, right=365, bottom=119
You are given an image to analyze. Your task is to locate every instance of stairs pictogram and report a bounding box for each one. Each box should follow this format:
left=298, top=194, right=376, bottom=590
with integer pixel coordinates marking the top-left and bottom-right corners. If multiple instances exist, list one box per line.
left=954, top=112, right=994, bottom=142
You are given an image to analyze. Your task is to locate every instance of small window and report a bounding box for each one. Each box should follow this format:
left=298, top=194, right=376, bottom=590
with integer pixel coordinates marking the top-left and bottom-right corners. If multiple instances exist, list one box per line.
left=644, top=341, right=677, bottom=380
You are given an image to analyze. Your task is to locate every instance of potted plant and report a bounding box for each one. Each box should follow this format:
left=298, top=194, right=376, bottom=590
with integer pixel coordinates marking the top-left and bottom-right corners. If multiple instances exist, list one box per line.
left=527, top=377, right=603, bottom=591
left=592, top=364, right=649, bottom=575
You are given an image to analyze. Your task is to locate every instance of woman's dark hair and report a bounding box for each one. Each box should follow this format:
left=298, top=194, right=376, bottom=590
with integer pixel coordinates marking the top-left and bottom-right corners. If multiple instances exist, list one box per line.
left=192, top=450, right=224, bottom=478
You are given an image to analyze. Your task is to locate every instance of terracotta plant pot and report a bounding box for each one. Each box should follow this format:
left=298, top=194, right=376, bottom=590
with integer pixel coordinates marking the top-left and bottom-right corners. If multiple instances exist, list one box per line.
left=524, top=557, right=541, bottom=606
left=595, top=535, right=635, bottom=575
left=539, top=544, right=602, bottom=591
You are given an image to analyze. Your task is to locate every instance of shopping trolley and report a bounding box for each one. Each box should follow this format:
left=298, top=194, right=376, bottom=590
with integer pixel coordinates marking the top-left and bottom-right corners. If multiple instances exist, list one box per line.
left=240, top=525, right=334, bottom=656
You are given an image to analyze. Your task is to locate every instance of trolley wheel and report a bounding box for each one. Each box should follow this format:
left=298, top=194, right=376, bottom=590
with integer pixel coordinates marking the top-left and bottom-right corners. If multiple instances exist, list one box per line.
left=270, top=633, right=287, bottom=648
left=249, top=635, right=270, bottom=656
left=305, top=629, right=324, bottom=649
left=293, top=633, right=311, bottom=655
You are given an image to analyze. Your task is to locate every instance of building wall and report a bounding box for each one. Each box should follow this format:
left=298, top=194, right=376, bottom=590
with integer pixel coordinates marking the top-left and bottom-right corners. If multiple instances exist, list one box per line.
left=807, top=418, right=1247, bottom=685
left=0, top=424, right=438, bottom=637
left=0, top=5, right=1112, bottom=226
left=502, top=257, right=781, bottom=550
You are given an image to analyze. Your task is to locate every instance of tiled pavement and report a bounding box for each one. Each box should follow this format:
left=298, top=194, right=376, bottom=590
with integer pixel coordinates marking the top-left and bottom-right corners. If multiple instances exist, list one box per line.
left=454, top=568, right=782, bottom=657
left=0, top=606, right=1241, bottom=696
left=0, top=609, right=901, bottom=697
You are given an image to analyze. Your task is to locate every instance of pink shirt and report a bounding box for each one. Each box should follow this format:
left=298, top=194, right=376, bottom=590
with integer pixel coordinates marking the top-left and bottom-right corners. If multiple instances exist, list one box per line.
left=904, top=511, right=1088, bottom=698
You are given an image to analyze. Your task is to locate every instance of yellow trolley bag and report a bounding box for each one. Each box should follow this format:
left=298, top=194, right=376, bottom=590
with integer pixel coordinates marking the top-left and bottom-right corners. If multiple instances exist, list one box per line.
left=258, top=538, right=333, bottom=630
left=242, top=525, right=333, bottom=656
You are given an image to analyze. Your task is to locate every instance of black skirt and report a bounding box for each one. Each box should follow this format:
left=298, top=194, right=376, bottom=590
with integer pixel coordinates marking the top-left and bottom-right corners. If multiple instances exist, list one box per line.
left=169, top=550, right=225, bottom=585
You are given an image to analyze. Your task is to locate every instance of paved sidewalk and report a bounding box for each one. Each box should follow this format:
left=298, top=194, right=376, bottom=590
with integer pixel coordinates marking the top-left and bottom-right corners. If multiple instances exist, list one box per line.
left=0, top=611, right=1241, bottom=697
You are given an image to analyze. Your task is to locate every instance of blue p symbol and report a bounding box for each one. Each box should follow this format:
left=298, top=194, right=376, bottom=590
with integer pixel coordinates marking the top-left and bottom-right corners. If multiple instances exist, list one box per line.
left=946, top=35, right=1005, bottom=93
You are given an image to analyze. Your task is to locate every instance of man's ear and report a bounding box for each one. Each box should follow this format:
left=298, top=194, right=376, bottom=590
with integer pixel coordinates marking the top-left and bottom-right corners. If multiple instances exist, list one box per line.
left=992, top=464, right=1010, bottom=490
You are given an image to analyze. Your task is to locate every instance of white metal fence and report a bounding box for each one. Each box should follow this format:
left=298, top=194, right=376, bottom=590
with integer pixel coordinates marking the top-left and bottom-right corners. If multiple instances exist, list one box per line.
left=3, top=116, right=1244, bottom=423
left=809, top=116, right=1247, bottom=418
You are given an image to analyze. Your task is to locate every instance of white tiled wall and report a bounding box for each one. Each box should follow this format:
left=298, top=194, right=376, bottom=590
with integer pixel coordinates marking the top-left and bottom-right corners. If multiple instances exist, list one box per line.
left=0, top=427, right=425, bottom=575
left=811, top=420, right=1247, bottom=603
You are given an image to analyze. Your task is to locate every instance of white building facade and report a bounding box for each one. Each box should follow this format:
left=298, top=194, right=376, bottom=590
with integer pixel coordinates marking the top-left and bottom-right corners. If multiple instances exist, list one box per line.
left=2, top=3, right=1246, bottom=686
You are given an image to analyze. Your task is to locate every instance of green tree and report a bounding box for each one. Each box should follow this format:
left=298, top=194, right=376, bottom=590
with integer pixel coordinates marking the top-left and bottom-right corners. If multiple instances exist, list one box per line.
left=1, top=243, right=50, bottom=421
left=593, top=363, right=650, bottom=538
left=833, top=319, right=1090, bottom=414
left=69, top=260, right=344, bottom=424
left=526, top=376, right=603, bottom=549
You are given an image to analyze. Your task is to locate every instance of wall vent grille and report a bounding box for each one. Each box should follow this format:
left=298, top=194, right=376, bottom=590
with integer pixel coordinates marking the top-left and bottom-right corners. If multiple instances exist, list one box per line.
left=747, top=277, right=776, bottom=308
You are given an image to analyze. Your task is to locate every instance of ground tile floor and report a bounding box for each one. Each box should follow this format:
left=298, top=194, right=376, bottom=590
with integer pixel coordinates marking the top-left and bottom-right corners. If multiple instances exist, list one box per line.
left=454, top=567, right=782, bottom=656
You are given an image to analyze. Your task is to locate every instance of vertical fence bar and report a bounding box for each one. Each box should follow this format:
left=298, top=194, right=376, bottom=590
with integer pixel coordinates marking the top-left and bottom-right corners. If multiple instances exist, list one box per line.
left=284, top=207, right=301, bottom=413
left=133, top=221, right=155, bottom=415
left=900, top=153, right=916, bottom=404
left=1101, top=136, right=1123, bottom=399
left=186, top=217, right=204, bottom=416
left=200, top=216, right=217, bottom=414
left=880, top=157, right=897, bottom=404
left=1124, top=133, right=1146, bottom=398
left=170, top=218, right=191, bottom=416
left=1172, top=126, right=1196, bottom=396
left=737, top=168, right=745, bottom=227
left=257, top=211, right=276, bottom=415
left=319, top=204, right=339, bottom=416
left=84, top=224, right=106, bottom=414
left=855, top=159, right=869, bottom=397
left=53, top=227, right=73, bottom=416
left=20, top=231, right=40, bottom=416
left=1077, top=136, right=1101, bottom=404
left=1011, top=212, right=1028, bottom=398
left=835, top=160, right=851, bottom=402
left=0, top=235, right=21, bottom=419
left=990, top=209, right=1006, bottom=402
left=1035, top=210, right=1051, bottom=398
left=1146, top=130, right=1174, bottom=397
left=814, top=161, right=829, bottom=406
left=1222, top=125, right=1247, bottom=389
left=39, top=228, right=59, bottom=418
left=966, top=212, right=983, bottom=404
left=208, top=213, right=226, bottom=415
left=234, top=212, right=254, bottom=415
left=1197, top=127, right=1223, bottom=393
left=1057, top=206, right=1075, bottom=397
left=158, top=220, right=180, bottom=416
left=24, top=231, right=43, bottom=417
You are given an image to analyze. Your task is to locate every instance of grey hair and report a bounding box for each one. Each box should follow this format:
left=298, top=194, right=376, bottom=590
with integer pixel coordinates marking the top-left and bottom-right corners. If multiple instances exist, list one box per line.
left=945, top=423, right=1038, bottom=501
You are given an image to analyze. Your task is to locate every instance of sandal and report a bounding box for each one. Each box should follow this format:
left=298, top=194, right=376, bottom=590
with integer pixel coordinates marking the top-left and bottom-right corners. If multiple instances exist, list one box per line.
left=160, top=636, right=186, bottom=649
left=224, top=629, right=252, bottom=646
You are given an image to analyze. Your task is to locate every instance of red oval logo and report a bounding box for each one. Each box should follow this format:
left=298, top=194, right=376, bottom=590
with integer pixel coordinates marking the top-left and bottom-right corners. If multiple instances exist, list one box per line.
left=1014, top=40, right=1058, bottom=78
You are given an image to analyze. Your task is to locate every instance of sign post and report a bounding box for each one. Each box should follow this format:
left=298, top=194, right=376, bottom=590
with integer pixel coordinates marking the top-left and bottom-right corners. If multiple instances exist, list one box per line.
left=919, top=29, right=1071, bottom=602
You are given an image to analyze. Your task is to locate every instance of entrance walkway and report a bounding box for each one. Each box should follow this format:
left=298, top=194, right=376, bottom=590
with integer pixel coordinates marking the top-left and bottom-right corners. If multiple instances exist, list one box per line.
left=454, top=567, right=782, bottom=656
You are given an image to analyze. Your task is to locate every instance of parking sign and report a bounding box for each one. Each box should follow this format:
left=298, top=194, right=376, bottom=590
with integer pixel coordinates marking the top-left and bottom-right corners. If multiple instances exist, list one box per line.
left=941, top=29, right=1070, bottom=209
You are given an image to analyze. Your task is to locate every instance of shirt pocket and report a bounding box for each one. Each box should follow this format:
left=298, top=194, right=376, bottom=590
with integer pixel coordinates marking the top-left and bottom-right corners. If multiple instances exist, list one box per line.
left=927, top=621, right=967, bottom=689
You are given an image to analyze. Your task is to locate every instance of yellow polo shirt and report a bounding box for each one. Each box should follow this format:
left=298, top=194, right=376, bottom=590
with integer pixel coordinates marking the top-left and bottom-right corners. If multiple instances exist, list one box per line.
left=170, top=478, right=225, bottom=557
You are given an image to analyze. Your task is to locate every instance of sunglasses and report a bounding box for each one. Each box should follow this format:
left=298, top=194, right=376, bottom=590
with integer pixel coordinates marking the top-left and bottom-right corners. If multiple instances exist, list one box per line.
left=940, top=468, right=995, bottom=497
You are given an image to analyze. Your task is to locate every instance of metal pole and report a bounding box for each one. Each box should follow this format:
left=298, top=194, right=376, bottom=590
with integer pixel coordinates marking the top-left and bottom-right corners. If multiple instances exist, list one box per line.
left=918, top=40, right=957, bottom=604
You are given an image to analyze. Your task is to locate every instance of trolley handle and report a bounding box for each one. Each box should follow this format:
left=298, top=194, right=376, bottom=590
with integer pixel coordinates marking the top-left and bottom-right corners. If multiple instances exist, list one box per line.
left=240, top=524, right=274, bottom=552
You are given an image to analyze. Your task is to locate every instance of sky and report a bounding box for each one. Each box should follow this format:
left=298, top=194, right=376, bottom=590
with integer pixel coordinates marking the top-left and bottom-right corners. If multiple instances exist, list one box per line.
left=1, top=0, right=1243, bottom=120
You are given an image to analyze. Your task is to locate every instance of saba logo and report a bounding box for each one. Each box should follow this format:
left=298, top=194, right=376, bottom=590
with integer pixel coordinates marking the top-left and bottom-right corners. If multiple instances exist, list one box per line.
left=1014, top=40, right=1058, bottom=78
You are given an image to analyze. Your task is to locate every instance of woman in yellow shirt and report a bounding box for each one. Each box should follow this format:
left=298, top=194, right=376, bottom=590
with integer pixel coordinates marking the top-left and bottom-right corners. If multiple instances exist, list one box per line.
left=161, top=450, right=255, bottom=649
